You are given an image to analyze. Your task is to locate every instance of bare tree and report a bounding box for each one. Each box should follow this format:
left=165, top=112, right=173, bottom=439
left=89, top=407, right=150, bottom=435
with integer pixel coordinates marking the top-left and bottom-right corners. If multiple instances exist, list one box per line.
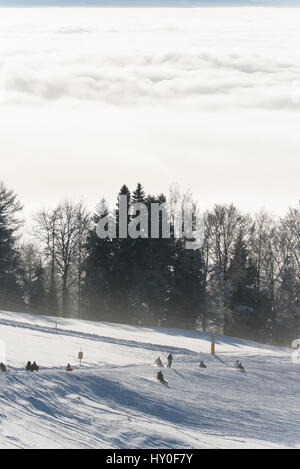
left=279, top=202, right=300, bottom=338
left=34, top=200, right=90, bottom=317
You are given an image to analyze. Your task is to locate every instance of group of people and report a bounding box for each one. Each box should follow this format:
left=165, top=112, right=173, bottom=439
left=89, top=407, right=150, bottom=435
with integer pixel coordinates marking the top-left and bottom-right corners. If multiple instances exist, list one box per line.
left=0, top=355, right=244, bottom=379
left=26, top=361, right=39, bottom=372
left=154, top=353, right=173, bottom=369
left=0, top=361, right=74, bottom=373
left=0, top=361, right=40, bottom=373
left=155, top=355, right=208, bottom=383
left=155, top=355, right=245, bottom=383
left=155, top=353, right=174, bottom=383
left=26, top=362, right=74, bottom=372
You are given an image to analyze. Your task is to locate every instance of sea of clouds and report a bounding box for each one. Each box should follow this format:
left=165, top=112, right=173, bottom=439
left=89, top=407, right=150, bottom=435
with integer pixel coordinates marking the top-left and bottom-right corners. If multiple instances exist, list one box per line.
left=0, top=7, right=299, bottom=219
left=1, top=8, right=299, bottom=110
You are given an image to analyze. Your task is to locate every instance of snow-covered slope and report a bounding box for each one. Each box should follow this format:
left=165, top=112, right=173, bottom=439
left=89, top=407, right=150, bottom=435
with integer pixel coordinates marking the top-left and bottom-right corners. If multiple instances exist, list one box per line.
left=0, top=310, right=298, bottom=449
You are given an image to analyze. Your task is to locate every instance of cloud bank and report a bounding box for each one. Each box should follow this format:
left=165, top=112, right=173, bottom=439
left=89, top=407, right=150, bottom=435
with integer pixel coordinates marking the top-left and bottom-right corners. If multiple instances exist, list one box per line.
left=0, top=7, right=299, bottom=220
left=1, top=8, right=299, bottom=110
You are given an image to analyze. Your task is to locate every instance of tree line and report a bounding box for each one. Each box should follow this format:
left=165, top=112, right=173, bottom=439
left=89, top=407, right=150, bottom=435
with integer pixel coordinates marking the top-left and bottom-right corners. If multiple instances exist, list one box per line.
left=0, top=180, right=299, bottom=346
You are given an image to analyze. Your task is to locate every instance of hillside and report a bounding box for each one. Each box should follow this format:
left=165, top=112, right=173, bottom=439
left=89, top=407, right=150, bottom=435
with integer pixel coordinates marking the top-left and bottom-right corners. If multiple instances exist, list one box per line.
left=0, top=310, right=298, bottom=449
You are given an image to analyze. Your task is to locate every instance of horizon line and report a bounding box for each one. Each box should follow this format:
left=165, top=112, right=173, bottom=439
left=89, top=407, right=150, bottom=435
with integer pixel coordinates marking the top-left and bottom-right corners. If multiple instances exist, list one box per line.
left=0, top=1, right=299, bottom=8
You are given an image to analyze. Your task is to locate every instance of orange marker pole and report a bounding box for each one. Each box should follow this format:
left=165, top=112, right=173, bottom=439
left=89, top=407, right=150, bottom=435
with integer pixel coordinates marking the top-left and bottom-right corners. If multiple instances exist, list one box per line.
left=211, top=336, right=216, bottom=355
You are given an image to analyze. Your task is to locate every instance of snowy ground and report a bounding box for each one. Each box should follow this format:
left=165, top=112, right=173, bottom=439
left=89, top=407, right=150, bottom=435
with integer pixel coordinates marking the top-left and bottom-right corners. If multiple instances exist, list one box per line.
left=0, top=310, right=298, bottom=449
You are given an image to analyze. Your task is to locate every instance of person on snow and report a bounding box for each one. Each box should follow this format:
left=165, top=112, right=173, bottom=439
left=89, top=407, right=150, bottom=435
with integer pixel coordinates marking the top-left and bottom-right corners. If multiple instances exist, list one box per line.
left=0, top=363, right=7, bottom=372
left=26, top=361, right=33, bottom=372
left=167, top=353, right=173, bottom=368
left=66, top=363, right=73, bottom=371
left=32, top=361, right=39, bottom=372
left=157, top=370, right=167, bottom=383
left=154, top=357, right=164, bottom=367
left=235, top=360, right=244, bottom=371
left=199, top=361, right=207, bottom=368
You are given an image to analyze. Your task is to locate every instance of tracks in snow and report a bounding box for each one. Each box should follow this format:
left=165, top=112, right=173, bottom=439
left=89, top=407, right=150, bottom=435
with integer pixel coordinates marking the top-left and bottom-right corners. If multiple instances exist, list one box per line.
left=0, top=317, right=198, bottom=357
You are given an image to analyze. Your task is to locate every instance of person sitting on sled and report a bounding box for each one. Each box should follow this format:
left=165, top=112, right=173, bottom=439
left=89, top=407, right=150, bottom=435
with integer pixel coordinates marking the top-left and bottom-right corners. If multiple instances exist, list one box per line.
left=154, top=357, right=163, bottom=367
left=157, top=370, right=167, bottom=383
left=26, top=361, right=33, bottom=372
left=66, top=363, right=73, bottom=372
left=0, top=363, right=7, bottom=372
left=167, top=353, right=173, bottom=368
left=235, top=360, right=244, bottom=371
left=199, top=361, right=207, bottom=368
left=32, top=361, right=39, bottom=372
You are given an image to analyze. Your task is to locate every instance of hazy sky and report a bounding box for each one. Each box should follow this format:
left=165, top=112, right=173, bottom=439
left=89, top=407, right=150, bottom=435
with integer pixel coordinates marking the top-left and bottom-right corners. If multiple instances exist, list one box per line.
left=1, top=1, right=300, bottom=6
left=0, top=6, right=300, bottom=227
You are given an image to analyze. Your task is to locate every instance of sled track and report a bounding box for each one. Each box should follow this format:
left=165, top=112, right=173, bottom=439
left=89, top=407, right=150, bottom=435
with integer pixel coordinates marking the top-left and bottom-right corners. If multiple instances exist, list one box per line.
left=5, top=439, right=24, bottom=449
left=0, top=317, right=198, bottom=357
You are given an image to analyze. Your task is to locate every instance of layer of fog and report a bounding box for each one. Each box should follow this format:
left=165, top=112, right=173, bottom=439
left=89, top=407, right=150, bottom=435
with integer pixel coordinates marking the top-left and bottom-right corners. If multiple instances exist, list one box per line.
left=0, top=7, right=299, bottom=222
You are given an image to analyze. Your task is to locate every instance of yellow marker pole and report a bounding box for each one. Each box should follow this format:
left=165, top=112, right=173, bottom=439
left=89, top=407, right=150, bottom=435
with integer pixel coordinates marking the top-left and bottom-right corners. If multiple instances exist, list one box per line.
left=211, top=336, right=216, bottom=355
left=78, top=350, right=83, bottom=366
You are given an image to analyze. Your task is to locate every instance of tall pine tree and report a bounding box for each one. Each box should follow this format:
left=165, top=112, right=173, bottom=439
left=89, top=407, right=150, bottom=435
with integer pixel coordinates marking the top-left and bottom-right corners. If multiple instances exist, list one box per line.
left=0, top=182, right=24, bottom=311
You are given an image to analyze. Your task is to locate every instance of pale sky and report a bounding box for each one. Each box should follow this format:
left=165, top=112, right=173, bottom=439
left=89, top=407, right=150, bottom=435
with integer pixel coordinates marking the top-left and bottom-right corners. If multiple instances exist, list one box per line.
left=0, top=6, right=300, bottom=227
left=0, top=1, right=300, bottom=6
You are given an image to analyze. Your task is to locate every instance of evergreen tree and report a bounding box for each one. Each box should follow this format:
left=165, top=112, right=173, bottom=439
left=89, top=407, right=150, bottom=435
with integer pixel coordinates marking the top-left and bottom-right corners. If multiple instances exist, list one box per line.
left=111, top=185, right=135, bottom=323
left=83, top=199, right=113, bottom=321
left=116, top=184, right=131, bottom=238
left=142, top=194, right=172, bottom=326
left=20, top=243, right=50, bottom=314
left=0, top=182, right=24, bottom=310
left=224, top=232, right=271, bottom=341
left=167, top=239, right=205, bottom=329
left=29, top=263, right=48, bottom=314
left=132, top=183, right=146, bottom=204
left=127, top=191, right=170, bottom=325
